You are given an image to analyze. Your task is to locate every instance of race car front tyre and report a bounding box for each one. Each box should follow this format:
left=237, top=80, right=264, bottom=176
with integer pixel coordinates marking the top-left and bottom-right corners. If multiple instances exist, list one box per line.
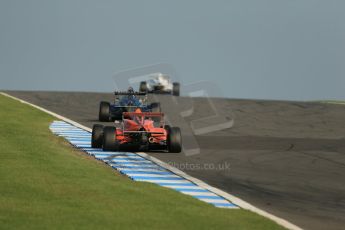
left=99, top=101, right=110, bottom=122
left=172, top=82, right=180, bottom=96
left=103, top=126, right=119, bottom=151
left=139, top=81, right=148, bottom=93
left=91, top=124, right=104, bottom=148
left=150, top=102, right=161, bottom=112
left=167, top=127, right=182, bottom=153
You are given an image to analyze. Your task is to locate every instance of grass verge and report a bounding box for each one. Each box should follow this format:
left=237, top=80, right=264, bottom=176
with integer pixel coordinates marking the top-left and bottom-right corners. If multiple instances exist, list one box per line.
left=0, top=94, right=285, bottom=230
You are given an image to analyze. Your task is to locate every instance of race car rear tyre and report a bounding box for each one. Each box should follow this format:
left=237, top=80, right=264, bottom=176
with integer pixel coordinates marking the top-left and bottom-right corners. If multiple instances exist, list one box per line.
left=91, top=124, right=104, bottom=148
left=168, top=127, right=182, bottom=153
left=140, top=81, right=148, bottom=92
left=150, top=102, right=161, bottom=112
left=103, top=126, right=119, bottom=151
left=173, top=82, right=180, bottom=96
left=99, top=101, right=110, bottom=122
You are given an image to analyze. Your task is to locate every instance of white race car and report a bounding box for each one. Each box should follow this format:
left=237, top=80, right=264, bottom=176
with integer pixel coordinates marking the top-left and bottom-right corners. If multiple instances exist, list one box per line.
left=139, top=73, right=180, bottom=96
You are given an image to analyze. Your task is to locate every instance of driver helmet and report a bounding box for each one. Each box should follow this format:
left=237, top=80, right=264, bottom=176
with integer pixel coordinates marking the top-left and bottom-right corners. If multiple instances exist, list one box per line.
left=127, top=87, right=136, bottom=101
left=128, top=86, right=134, bottom=93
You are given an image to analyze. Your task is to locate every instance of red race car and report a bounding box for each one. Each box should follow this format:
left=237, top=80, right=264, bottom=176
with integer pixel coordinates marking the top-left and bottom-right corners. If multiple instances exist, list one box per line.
left=91, top=112, right=182, bottom=153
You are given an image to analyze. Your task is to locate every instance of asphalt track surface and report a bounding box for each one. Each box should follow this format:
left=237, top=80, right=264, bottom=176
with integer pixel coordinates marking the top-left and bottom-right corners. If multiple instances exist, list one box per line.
left=6, top=91, right=345, bottom=230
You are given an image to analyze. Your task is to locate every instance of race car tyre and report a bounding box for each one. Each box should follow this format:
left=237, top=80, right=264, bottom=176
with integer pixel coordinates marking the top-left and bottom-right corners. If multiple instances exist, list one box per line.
left=139, top=81, right=148, bottom=92
left=91, top=124, right=104, bottom=148
left=167, top=127, right=182, bottom=153
left=173, top=82, right=180, bottom=96
left=103, top=126, right=119, bottom=151
left=99, top=101, right=110, bottom=122
left=150, top=102, right=161, bottom=112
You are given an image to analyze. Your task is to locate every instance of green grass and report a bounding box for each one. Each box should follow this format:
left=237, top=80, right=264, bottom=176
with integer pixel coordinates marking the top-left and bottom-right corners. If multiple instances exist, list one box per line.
left=0, top=94, right=285, bottom=230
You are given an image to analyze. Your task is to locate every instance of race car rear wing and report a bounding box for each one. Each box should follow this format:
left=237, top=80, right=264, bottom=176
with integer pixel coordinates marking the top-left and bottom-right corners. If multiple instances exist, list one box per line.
left=114, top=91, right=147, bottom=96
left=123, top=130, right=165, bottom=134
left=122, top=112, right=164, bottom=117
